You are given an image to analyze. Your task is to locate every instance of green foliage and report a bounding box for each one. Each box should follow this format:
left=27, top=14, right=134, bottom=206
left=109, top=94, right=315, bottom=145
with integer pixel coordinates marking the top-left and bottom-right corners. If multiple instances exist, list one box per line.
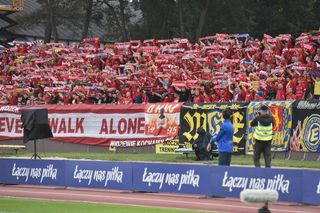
left=132, top=0, right=320, bottom=40
left=16, top=0, right=82, bottom=28
left=14, top=0, right=320, bottom=41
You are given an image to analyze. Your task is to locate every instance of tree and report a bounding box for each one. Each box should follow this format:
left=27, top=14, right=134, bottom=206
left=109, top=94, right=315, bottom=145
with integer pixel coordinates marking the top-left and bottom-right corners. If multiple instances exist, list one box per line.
left=119, top=0, right=129, bottom=40
left=82, top=0, right=94, bottom=39
left=177, top=0, right=184, bottom=37
left=195, top=0, right=209, bottom=40
left=44, top=0, right=53, bottom=43
left=14, top=0, right=320, bottom=42
left=93, top=0, right=136, bottom=41
left=16, top=0, right=86, bottom=42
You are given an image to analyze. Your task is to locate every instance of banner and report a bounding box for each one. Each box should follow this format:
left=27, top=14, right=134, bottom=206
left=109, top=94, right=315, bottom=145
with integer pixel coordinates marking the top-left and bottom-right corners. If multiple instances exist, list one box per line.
left=210, top=166, right=303, bottom=202
left=65, top=160, right=132, bottom=190
left=314, top=80, right=320, bottom=95
left=179, top=103, right=248, bottom=154
left=155, top=138, right=180, bottom=154
left=290, top=100, right=320, bottom=152
left=132, top=162, right=211, bottom=195
left=1, top=158, right=65, bottom=186
left=246, top=101, right=293, bottom=154
left=144, top=103, right=182, bottom=137
left=0, top=104, right=168, bottom=147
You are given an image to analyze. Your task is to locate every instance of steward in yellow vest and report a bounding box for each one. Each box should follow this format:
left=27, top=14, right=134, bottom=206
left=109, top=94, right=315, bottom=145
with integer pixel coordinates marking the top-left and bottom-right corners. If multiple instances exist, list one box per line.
left=253, top=121, right=273, bottom=141
left=250, top=105, right=274, bottom=168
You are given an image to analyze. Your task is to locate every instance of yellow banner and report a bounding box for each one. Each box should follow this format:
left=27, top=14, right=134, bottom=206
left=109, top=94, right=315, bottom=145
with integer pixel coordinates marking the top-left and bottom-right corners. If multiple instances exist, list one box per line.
left=156, top=139, right=180, bottom=154
left=314, top=80, right=320, bottom=95
left=108, top=145, right=116, bottom=152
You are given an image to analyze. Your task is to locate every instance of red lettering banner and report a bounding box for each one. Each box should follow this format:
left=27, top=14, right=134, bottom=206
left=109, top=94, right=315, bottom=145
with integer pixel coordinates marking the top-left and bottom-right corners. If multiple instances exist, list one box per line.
left=0, top=104, right=173, bottom=147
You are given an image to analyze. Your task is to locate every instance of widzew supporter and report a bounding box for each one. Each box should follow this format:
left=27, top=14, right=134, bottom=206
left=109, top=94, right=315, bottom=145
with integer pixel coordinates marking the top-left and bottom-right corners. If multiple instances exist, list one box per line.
left=295, top=79, right=307, bottom=100
left=0, top=32, right=319, bottom=106
left=118, top=91, right=134, bottom=104
left=275, top=84, right=286, bottom=101
left=192, top=88, right=204, bottom=103
left=286, top=88, right=297, bottom=100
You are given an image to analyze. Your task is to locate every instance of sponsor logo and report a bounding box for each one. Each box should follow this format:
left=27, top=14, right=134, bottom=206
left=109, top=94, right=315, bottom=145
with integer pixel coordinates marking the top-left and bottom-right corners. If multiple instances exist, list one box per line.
left=303, top=114, right=320, bottom=152
left=221, top=171, right=290, bottom=193
left=73, top=165, right=123, bottom=186
left=297, top=101, right=320, bottom=110
left=11, top=163, right=58, bottom=183
left=142, top=168, right=200, bottom=191
left=0, top=105, right=20, bottom=113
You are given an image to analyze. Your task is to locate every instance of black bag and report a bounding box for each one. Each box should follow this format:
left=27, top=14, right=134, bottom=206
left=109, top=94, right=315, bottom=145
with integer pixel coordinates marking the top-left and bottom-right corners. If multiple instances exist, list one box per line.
left=21, top=108, right=53, bottom=143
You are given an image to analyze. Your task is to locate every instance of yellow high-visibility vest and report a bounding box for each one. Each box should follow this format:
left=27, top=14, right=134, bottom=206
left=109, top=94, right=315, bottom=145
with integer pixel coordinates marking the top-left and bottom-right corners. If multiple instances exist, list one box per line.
left=253, top=121, right=273, bottom=141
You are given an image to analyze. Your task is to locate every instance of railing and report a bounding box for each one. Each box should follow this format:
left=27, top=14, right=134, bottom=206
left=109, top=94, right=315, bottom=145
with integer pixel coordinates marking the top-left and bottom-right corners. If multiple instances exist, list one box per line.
left=0, top=0, right=24, bottom=11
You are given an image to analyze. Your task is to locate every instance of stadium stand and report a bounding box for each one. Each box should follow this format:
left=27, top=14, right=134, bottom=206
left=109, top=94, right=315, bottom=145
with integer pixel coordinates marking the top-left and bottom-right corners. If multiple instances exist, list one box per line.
left=0, top=32, right=319, bottom=106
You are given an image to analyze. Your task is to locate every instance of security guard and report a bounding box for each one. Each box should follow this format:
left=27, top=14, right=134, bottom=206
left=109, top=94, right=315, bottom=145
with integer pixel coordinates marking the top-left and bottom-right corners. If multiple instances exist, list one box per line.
left=250, top=105, right=274, bottom=168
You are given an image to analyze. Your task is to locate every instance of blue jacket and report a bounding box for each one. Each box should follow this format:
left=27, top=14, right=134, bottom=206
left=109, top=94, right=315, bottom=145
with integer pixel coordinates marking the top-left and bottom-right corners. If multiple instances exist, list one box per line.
left=210, top=119, right=234, bottom=153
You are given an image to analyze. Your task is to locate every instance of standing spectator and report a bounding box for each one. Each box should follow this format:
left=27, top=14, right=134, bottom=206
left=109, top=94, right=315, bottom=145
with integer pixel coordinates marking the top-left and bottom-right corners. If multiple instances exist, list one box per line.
left=295, top=79, right=306, bottom=100
left=118, top=91, right=133, bottom=104
left=250, top=105, right=274, bottom=168
left=174, top=87, right=190, bottom=102
left=286, top=88, right=296, bottom=100
left=231, top=85, right=245, bottom=101
left=133, top=87, right=143, bottom=103
left=207, top=109, right=234, bottom=166
left=275, top=83, right=286, bottom=100
left=192, top=88, right=204, bottom=103
left=203, top=91, right=211, bottom=103
left=210, top=91, right=220, bottom=102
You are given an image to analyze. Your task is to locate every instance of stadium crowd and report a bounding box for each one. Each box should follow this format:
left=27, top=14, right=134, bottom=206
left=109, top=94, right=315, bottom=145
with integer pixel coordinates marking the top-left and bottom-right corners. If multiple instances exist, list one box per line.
left=0, top=33, right=319, bottom=106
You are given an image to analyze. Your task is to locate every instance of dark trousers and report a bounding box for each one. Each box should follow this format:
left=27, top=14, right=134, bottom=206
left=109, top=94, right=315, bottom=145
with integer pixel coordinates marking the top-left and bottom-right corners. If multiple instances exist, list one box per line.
left=194, top=148, right=210, bottom=161
left=254, top=139, right=272, bottom=168
left=219, top=152, right=232, bottom=166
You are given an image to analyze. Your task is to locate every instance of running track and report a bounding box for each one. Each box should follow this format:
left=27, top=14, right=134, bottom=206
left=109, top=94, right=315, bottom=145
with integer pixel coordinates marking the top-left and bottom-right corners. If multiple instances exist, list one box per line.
left=0, top=185, right=319, bottom=213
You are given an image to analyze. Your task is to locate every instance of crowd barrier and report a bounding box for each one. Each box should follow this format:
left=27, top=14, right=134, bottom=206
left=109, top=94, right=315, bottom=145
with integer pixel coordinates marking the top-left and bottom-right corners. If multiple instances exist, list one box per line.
left=0, top=158, right=319, bottom=205
left=0, top=100, right=319, bottom=153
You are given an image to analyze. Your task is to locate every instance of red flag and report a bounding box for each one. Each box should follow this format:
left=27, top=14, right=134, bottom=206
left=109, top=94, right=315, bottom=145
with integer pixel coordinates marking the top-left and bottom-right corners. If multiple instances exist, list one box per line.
left=270, top=105, right=284, bottom=132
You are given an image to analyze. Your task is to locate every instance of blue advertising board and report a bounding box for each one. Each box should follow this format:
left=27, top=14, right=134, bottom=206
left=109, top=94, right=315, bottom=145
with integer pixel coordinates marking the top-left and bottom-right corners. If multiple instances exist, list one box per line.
left=302, top=170, right=320, bottom=205
left=65, top=160, right=132, bottom=190
left=0, top=158, right=319, bottom=205
left=210, top=166, right=303, bottom=202
left=1, top=158, right=65, bottom=186
left=133, top=162, right=211, bottom=195
left=0, top=159, right=4, bottom=183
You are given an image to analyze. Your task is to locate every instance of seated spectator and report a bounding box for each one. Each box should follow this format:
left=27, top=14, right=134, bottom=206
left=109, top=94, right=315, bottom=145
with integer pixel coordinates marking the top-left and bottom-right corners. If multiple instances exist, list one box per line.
left=192, top=127, right=211, bottom=161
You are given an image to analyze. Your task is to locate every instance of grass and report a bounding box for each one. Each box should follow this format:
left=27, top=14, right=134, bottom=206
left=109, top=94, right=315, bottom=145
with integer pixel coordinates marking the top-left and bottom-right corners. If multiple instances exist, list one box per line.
left=1, top=150, right=319, bottom=169
left=0, top=197, right=211, bottom=213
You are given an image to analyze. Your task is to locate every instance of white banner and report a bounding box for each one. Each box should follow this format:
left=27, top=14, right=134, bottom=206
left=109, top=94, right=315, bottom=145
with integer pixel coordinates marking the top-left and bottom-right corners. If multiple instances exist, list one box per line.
left=0, top=104, right=173, bottom=146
